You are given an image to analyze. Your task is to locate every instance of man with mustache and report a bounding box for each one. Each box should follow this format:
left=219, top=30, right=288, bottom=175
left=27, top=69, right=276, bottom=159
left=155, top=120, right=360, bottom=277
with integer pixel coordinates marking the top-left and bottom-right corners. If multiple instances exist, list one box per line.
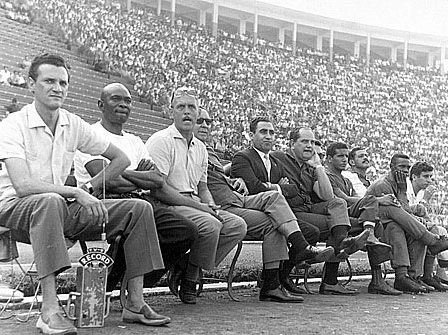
left=366, top=154, right=448, bottom=293
left=342, top=147, right=371, bottom=197
left=324, top=142, right=399, bottom=295
left=193, top=108, right=333, bottom=302
left=232, top=123, right=369, bottom=295
left=145, top=87, right=247, bottom=304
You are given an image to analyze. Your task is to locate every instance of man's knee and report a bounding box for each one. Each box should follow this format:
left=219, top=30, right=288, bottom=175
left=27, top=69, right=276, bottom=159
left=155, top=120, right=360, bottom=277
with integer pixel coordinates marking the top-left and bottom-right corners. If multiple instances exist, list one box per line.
left=125, top=198, right=154, bottom=216
left=328, top=197, right=347, bottom=209
left=35, top=192, right=66, bottom=209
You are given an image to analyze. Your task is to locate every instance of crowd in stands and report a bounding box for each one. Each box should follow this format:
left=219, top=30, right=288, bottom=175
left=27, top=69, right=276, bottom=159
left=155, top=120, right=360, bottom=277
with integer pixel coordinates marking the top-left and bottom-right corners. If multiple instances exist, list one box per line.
left=3, top=0, right=448, bottom=214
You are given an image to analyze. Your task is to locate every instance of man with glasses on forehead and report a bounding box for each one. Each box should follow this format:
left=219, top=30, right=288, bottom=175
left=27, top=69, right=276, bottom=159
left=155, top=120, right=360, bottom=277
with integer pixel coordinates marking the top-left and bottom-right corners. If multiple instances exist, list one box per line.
left=193, top=108, right=333, bottom=302
left=145, top=87, right=247, bottom=304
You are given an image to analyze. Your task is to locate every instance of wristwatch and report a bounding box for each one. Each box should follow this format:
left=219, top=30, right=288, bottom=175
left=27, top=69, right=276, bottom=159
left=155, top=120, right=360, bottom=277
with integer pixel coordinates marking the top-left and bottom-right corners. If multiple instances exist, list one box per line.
left=84, top=181, right=94, bottom=194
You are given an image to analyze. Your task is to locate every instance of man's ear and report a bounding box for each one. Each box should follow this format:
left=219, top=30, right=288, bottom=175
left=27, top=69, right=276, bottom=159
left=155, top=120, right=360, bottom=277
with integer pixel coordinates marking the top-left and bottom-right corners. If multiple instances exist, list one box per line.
left=348, top=158, right=354, bottom=166
left=28, top=77, right=35, bottom=93
left=98, top=100, right=104, bottom=110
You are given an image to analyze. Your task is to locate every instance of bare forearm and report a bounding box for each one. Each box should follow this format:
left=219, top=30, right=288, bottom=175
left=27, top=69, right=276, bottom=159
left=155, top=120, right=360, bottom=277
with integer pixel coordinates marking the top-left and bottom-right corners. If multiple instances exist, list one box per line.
left=90, top=155, right=129, bottom=190
left=315, top=166, right=334, bottom=200
left=122, top=170, right=164, bottom=190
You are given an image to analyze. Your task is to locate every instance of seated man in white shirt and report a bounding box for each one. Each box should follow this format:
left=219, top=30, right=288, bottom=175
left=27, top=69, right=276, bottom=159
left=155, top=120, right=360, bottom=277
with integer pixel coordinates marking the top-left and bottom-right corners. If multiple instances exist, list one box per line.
left=406, top=161, right=448, bottom=291
left=342, top=147, right=371, bottom=198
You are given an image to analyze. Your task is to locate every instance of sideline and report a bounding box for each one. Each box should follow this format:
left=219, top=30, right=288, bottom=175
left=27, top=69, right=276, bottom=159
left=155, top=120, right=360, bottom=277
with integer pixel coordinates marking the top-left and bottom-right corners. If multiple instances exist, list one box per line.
left=0, top=273, right=396, bottom=310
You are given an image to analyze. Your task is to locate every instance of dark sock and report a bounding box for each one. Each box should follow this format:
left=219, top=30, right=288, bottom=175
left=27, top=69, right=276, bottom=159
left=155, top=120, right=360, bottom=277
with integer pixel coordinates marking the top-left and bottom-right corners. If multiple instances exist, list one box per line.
left=261, top=268, right=280, bottom=291
left=395, top=266, right=408, bottom=279
left=332, top=226, right=348, bottom=242
left=424, top=255, right=435, bottom=278
left=288, top=231, right=309, bottom=258
left=371, top=265, right=382, bottom=285
left=322, top=262, right=339, bottom=285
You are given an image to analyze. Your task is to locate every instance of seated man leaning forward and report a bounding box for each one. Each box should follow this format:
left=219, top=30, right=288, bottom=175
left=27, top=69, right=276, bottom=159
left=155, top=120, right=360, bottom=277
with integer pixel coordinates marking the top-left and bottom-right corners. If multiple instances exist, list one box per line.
left=366, top=154, right=448, bottom=293
left=193, top=107, right=334, bottom=302
left=145, top=86, right=247, bottom=304
left=74, top=83, right=199, bottom=293
left=232, top=122, right=369, bottom=295
left=0, top=54, right=170, bottom=335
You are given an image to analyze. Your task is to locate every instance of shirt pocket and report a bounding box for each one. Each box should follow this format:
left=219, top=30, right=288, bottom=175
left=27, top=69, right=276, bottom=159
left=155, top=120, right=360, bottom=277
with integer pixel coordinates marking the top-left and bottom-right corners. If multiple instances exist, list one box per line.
left=25, top=150, right=41, bottom=180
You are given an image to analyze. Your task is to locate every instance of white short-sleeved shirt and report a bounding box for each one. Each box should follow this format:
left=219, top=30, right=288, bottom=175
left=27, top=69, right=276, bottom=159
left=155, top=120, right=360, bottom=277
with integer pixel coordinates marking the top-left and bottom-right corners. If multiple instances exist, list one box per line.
left=74, top=122, right=149, bottom=186
left=0, top=103, right=110, bottom=203
left=145, top=124, right=208, bottom=194
left=406, top=178, right=424, bottom=206
left=342, top=170, right=367, bottom=197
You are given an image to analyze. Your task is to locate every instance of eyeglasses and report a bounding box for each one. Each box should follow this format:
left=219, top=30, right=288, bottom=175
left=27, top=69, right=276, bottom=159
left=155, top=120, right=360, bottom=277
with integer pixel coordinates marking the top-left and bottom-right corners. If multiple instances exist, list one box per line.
left=197, top=118, right=213, bottom=125
left=170, top=86, right=198, bottom=104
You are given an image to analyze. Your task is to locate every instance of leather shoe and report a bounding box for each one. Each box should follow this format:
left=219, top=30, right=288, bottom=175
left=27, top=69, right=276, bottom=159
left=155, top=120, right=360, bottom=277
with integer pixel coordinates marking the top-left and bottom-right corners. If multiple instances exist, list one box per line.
left=435, top=274, right=448, bottom=285
left=394, top=276, right=425, bottom=294
left=296, top=246, right=335, bottom=264
left=179, top=279, right=197, bottom=304
left=122, top=305, right=171, bottom=326
left=368, top=281, right=402, bottom=295
left=337, top=230, right=369, bottom=258
left=422, top=275, right=448, bottom=292
left=168, top=263, right=185, bottom=297
left=319, top=282, right=359, bottom=295
left=259, top=286, right=304, bottom=303
left=36, top=312, right=77, bottom=335
left=281, top=276, right=308, bottom=295
left=412, top=277, right=434, bottom=293
left=429, top=235, right=448, bottom=255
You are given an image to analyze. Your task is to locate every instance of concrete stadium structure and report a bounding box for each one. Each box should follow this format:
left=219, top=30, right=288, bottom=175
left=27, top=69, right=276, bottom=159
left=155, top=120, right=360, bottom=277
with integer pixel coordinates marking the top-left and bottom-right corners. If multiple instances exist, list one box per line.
left=119, top=0, right=448, bottom=72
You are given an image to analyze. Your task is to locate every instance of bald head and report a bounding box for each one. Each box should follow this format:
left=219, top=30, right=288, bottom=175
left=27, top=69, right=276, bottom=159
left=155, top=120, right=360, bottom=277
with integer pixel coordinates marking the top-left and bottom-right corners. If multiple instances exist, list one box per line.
left=100, top=83, right=130, bottom=101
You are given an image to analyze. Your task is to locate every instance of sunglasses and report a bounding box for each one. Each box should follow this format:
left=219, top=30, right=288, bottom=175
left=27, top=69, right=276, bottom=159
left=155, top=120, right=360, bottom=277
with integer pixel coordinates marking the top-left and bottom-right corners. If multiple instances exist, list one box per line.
left=171, top=86, right=198, bottom=104
left=197, top=118, right=213, bottom=125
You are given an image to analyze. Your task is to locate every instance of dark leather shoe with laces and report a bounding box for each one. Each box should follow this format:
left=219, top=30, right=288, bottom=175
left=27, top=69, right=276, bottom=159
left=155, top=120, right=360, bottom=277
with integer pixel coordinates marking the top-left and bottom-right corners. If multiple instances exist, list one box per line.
left=295, top=246, right=335, bottom=264
left=259, top=286, right=304, bottom=303
left=394, top=276, right=425, bottom=294
left=319, top=282, right=359, bottom=295
left=411, top=277, right=433, bottom=293
left=429, top=235, right=448, bottom=255
left=422, top=275, right=448, bottom=292
left=368, top=281, right=402, bottom=295
left=179, top=279, right=197, bottom=304
left=337, top=230, right=369, bottom=258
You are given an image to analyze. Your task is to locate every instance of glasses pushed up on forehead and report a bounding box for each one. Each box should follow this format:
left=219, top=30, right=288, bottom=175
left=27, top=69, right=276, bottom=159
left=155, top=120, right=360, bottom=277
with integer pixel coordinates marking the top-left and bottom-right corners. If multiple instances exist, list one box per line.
left=170, top=86, right=198, bottom=104
left=196, top=118, right=213, bottom=125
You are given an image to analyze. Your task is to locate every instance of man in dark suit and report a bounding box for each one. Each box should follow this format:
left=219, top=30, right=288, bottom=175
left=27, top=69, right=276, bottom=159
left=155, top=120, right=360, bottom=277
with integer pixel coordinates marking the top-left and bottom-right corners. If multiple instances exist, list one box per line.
left=231, top=119, right=369, bottom=295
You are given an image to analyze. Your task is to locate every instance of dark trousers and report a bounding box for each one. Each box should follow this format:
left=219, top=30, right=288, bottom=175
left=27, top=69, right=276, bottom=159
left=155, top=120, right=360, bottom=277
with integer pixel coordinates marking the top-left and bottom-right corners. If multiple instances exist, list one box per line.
left=107, top=206, right=198, bottom=291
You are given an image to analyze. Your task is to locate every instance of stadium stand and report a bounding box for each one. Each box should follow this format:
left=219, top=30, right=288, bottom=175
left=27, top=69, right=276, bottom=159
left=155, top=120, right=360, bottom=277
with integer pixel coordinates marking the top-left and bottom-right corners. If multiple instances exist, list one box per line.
left=1, top=0, right=448, bottom=215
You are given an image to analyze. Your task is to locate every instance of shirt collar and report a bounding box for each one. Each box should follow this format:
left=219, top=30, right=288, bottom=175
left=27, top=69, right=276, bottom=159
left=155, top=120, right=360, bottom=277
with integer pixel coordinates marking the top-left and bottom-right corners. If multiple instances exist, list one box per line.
left=286, top=148, right=306, bottom=168
left=169, top=124, right=198, bottom=146
left=26, top=102, right=69, bottom=129
left=253, top=147, right=269, bottom=160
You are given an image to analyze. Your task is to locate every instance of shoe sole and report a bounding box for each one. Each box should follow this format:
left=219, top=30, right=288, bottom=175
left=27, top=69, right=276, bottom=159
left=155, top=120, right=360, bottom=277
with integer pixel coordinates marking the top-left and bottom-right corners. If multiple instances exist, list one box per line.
left=319, top=289, right=359, bottom=295
left=36, top=317, right=77, bottom=335
left=122, top=316, right=171, bottom=326
left=367, top=288, right=402, bottom=296
left=259, top=296, right=303, bottom=303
